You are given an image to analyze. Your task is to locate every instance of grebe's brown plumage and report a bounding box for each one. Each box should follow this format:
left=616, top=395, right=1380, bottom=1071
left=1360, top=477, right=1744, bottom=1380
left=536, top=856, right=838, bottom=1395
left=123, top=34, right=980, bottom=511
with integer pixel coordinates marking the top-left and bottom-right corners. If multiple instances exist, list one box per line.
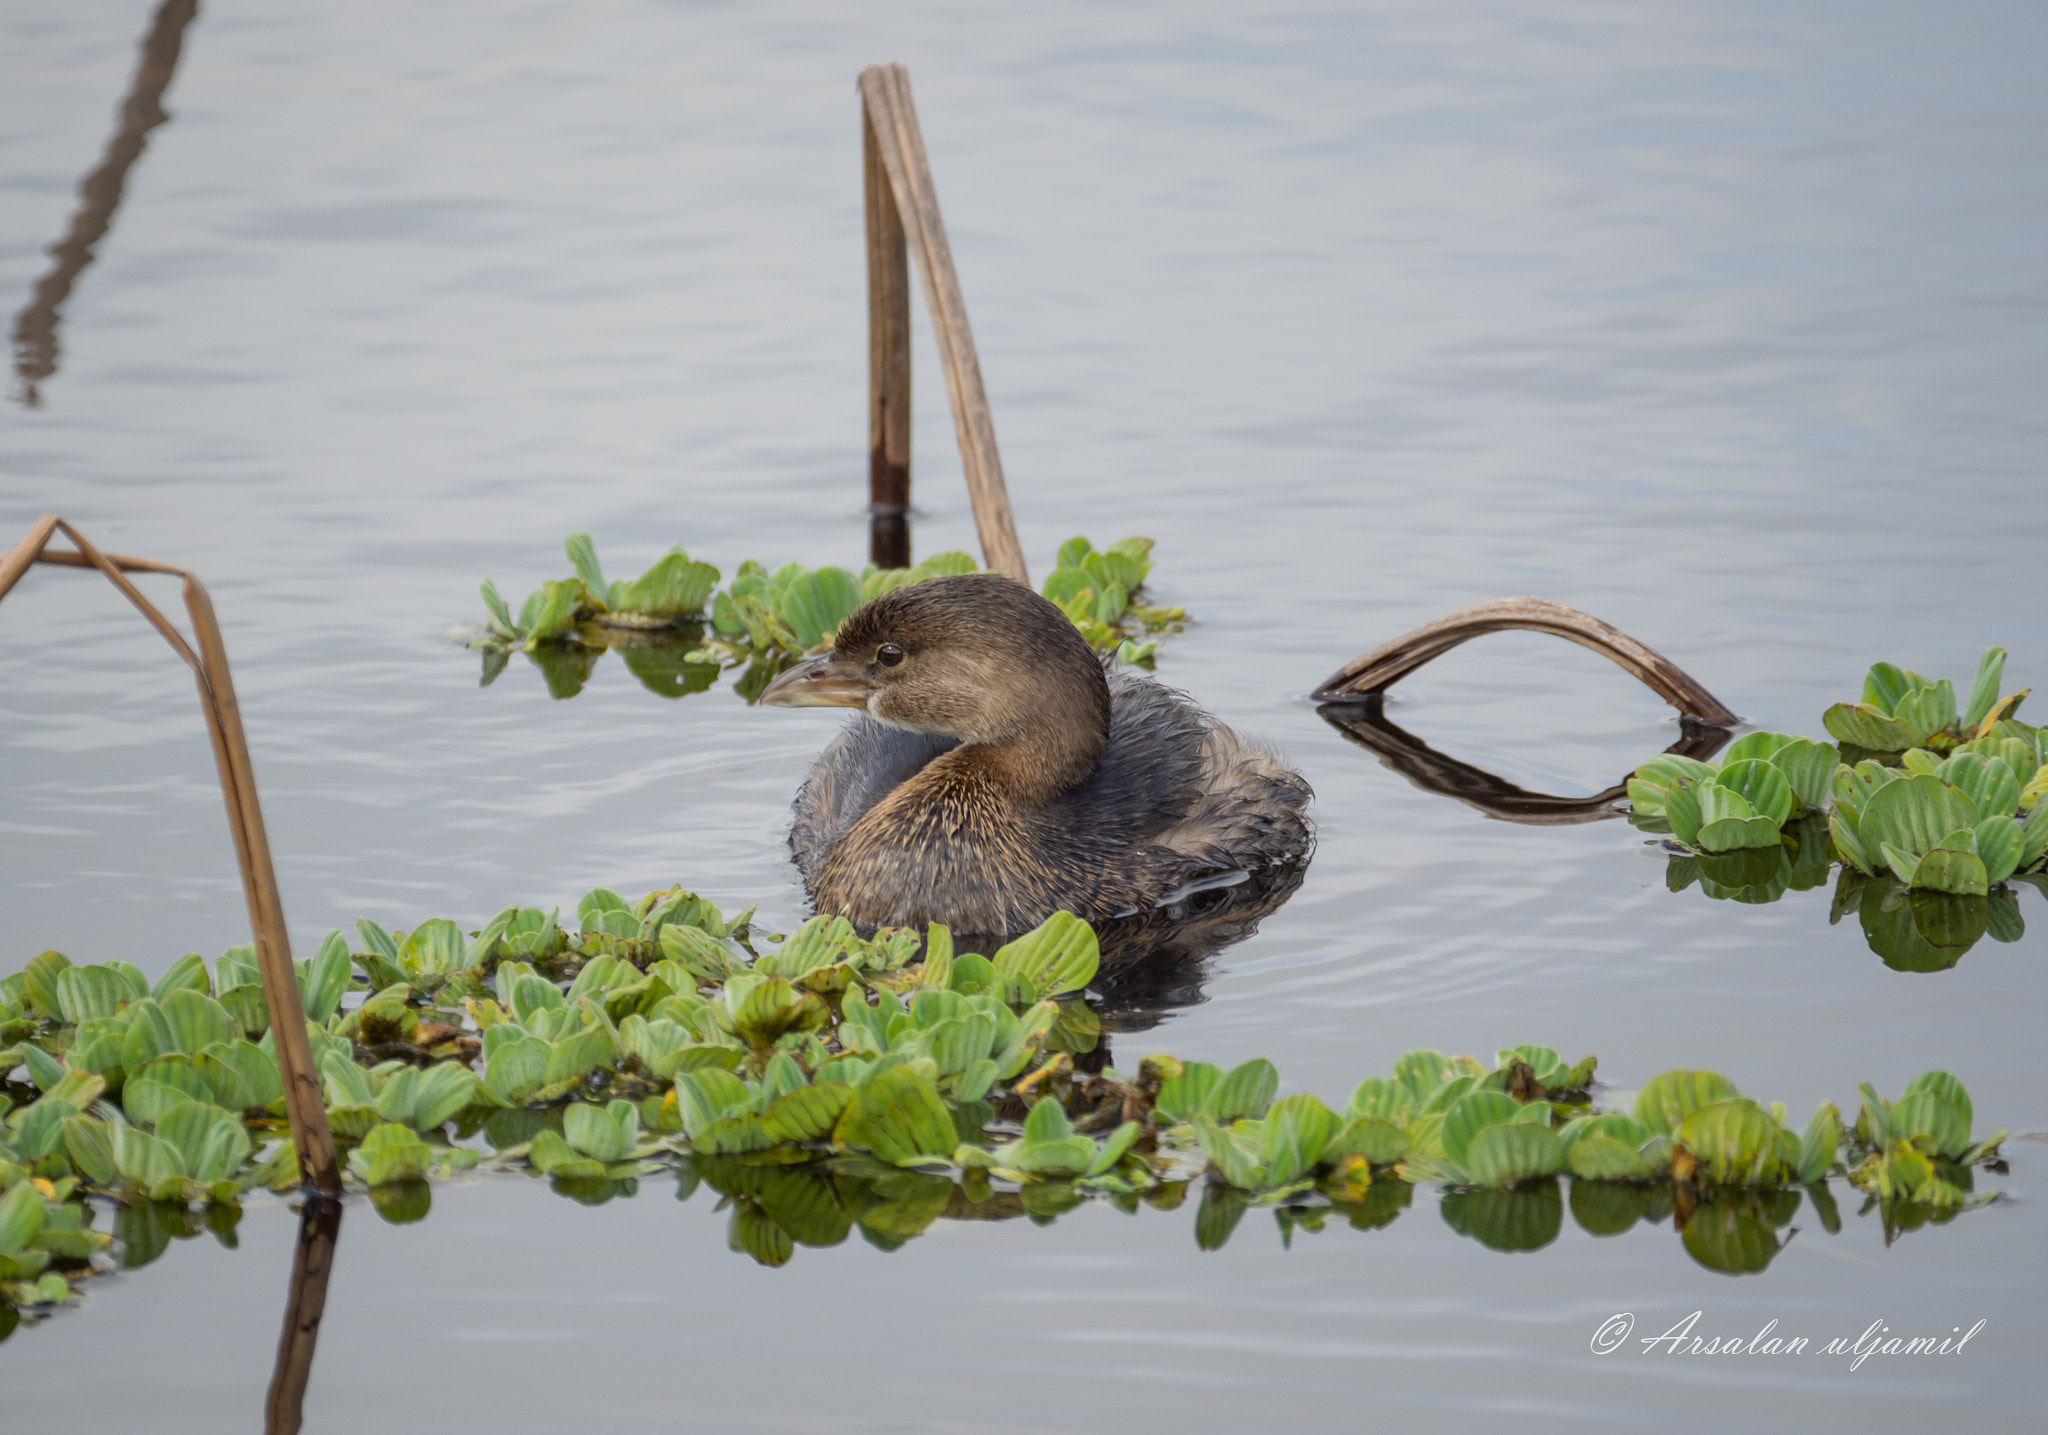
left=760, top=574, right=1311, bottom=937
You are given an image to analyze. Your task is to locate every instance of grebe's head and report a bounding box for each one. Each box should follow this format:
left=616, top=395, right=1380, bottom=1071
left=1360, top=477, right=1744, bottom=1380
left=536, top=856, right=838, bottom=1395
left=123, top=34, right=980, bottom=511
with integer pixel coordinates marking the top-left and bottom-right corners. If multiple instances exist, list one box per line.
left=760, top=574, right=1110, bottom=756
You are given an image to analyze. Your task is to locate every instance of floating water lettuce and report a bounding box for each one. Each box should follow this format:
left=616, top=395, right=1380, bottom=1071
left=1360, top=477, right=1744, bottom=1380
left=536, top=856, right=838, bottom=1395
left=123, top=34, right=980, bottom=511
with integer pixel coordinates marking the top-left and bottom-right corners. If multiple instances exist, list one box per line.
left=479, top=532, right=721, bottom=648
left=1628, top=731, right=1837, bottom=853
left=1633, top=651, right=2047, bottom=967
left=1848, top=1072, right=2005, bottom=1209
left=1822, top=648, right=2029, bottom=753
left=470, top=533, right=1183, bottom=701
left=0, top=897, right=2009, bottom=1319
left=1830, top=752, right=2048, bottom=895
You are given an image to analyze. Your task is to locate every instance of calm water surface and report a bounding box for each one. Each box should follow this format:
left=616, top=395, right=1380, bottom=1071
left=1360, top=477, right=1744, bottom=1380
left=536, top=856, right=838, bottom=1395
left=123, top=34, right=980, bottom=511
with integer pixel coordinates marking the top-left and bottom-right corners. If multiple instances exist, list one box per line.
left=3, top=1, right=2045, bottom=1429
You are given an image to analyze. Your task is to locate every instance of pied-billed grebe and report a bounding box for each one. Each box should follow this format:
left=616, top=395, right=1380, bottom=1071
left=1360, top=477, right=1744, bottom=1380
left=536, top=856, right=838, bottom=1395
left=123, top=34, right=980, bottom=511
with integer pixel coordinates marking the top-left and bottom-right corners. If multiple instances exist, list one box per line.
left=759, top=574, right=1312, bottom=936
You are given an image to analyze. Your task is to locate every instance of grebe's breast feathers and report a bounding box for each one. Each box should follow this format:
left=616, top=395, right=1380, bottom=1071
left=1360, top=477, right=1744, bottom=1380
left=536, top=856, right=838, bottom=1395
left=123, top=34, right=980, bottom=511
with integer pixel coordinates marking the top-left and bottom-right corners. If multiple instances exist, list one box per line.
left=789, top=721, right=955, bottom=885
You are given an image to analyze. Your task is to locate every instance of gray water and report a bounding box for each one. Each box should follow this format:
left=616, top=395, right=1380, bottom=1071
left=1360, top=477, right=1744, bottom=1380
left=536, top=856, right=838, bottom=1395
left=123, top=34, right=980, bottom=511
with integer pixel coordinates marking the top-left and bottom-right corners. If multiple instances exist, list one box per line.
left=3, top=0, right=2045, bottom=1428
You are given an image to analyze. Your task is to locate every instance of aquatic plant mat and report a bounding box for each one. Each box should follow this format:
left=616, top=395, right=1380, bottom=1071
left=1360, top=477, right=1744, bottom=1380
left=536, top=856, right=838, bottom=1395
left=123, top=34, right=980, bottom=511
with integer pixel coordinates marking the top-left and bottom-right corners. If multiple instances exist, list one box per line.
left=0, top=895, right=2014, bottom=1341
left=466, top=530, right=1182, bottom=701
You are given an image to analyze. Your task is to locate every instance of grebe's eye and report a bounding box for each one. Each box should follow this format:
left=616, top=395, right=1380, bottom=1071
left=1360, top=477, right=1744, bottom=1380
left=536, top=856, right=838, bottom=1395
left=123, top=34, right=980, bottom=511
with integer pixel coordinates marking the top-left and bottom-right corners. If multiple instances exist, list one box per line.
left=876, top=643, right=906, bottom=668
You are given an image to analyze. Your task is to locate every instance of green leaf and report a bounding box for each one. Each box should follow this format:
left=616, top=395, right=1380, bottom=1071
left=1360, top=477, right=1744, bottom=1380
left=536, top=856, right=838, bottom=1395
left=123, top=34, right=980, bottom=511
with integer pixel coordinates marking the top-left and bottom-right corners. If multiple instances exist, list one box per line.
left=1696, top=814, right=1783, bottom=852
left=1257, top=1094, right=1339, bottom=1187
left=1894, top=681, right=1958, bottom=745
left=762, top=1083, right=854, bottom=1145
left=780, top=567, right=866, bottom=650
left=160, top=988, right=235, bottom=1053
left=1796, top=1102, right=1841, bottom=1184
left=1893, top=1073, right=1973, bottom=1158
left=1439, top=1091, right=1521, bottom=1169
left=914, top=925, right=955, bottom=991
left=152, top=953, right=211, bottom=1001
left=1322, top=1115, right=1411, bottom=1166
left=1625, top=754, right=1717, bottom=817
left=1829, top=806, right=1875, bottom=875
left=1713, top=759, right=1795, bottom=828
left=612, top=550, right=719, bottom=616
left=197, top=1039, right=283, bottom=1111
left=1765, top=738, right=1840, bottom=811
left=1459, top=1122, right=1565, bottom=1187
left=1202, top=1058, right=1279, bottom=1123
left=1344, top=1076, right=1412, bottom=1126
left=480, top=579, right=518, bottom=637
left=349, top=1122, right=435, bottom=1186
left=1863, top=662, right=1927, bottom=715
left=1662, top=779, right=1705, bottom=849
left=1719, top=731, right=1796, bottom=766
left=660, top=923, right=740, bottom=982
left=564, top=533, right=608, bottom=601
left=990, top=912, right=1101, bottom=1002
left=156, top=1100, right=250, bottom=1183
left=1084, top=1121, right=1144, bottom=1178
left=1565, top=1132, right=1657, bottom=1181
left=1154, top=1061, right=1221, bottom=1125
left=753, top=916, right=854, bottom=979
left=834, top=1065, right=958, bottom=1166
left=482, top=1036, right=550, bottom=1105
left=1975, top=815, right=2024, bottom=885
left=1191, top=1115, right=1266, bottom=1190
left=0, top=1181, right=47, bottom=1256
left=123, top=1056, right=214, bottom=1125
left=1676, top=1099, right=1785, bottom=1184
left=1963, top=647, right=2009, bottom=729
left=999, top=1098, right=1099, bottom=1176
left=1823, top=702, right=1912, bottom=751
left=217, top=984, right=269, bottom=1038
left=53, top=965, right=130, bottom=1024
left=521, top=578, right=594, bottom=641
left=22, top=1042, right=66, bottom=1092
left=408, top=1063, right=478, bottom=1130
left=1938, top=752, right=2021, bottom=819
left=61, top=1116, right=117, bottom=1186
left=1911, top=846, right=1989, bottom=897
left=541, top=1027, right=614, bottom=1090
left=1862, top=774, right=1982, bottom=866
left=563, top=1101, right=636, bottom=1162
left=299, top=932, right=354, bottom=1024
left=2024, top=801, right=2048, bottom=869
left=1635, top=1070, right=1741, bottom=1134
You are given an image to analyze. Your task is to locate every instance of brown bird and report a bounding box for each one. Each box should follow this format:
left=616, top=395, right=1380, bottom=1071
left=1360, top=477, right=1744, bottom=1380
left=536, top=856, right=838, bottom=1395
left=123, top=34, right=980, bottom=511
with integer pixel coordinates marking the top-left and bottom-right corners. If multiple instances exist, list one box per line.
left=760, top=574, right=1311, bottom=939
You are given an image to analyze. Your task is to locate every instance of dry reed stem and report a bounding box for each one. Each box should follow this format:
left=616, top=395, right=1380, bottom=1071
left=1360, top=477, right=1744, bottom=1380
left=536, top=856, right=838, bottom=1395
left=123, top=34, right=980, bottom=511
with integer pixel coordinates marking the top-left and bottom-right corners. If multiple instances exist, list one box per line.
left=0, top=516, right=342, bottom=1195
left=859, top=65, right=1030, bottom=585
left=1312, top=596, right=1742, bottom=728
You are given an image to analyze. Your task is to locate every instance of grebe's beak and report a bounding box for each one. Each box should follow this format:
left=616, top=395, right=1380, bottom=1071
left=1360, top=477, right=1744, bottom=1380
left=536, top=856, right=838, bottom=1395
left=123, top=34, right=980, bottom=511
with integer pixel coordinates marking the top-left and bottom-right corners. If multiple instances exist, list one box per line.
left=759, top=653, right=872, bottom=708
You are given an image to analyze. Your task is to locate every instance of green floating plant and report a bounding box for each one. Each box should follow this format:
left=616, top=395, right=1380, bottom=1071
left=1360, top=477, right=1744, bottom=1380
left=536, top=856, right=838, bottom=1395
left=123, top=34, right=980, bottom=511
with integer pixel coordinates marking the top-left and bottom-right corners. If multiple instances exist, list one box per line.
left=1822, top=647, right=2029, bottom=754
left=1636, top=649, right=2048, bottom=973
left=1628, top=730, right=1838, bottom=853
left=1830, top=750, right=2048, bottom=896
left=0, top=896, right=2012, bottom=1319
left=469, top=533, right=1184, bottom=701
left=479, top=533, right=721, bottom=648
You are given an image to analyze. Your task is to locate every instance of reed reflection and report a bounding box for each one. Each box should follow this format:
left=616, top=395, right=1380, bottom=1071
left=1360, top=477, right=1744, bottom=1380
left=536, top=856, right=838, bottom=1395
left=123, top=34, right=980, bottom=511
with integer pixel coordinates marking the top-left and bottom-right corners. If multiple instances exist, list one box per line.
left=264, top=1196, right=340, bottom=1435
left=1317, top=694, right=1734, bottom=825
left=11, top=0, right=199, bottom=408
